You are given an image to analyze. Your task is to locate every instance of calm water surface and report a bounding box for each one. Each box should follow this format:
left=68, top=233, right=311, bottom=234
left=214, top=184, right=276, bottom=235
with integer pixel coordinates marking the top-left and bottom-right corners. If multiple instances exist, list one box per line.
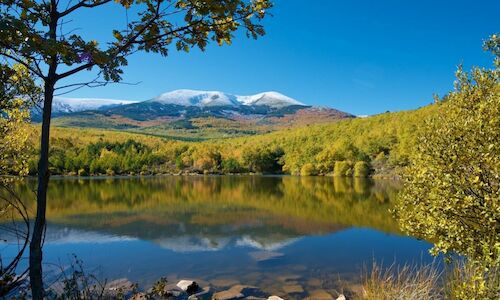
left=3, top=176, right=434, bottom=298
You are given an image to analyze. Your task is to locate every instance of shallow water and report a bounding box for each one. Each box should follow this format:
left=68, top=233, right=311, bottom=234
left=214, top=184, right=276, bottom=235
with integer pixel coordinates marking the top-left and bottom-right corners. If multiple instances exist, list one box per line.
left=2, top=176, right=434, bottom=298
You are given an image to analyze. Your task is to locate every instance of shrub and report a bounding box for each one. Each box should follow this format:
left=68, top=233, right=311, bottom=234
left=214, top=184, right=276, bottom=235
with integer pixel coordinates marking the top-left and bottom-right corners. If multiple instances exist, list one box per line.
left=222, top=158, right=242, bottom=173
left=333, top=161, right=353, bottom=177
left=300, top=163, right=317, bottom=176
left=353, top=161, right=370, bottom=177
left=395, top=63, right=500, bottom=267
left=77, top=169, right=88, bottom=176
left=105, top=168, right=115, bottom=176
left=446, top=261, right=500, bottom=299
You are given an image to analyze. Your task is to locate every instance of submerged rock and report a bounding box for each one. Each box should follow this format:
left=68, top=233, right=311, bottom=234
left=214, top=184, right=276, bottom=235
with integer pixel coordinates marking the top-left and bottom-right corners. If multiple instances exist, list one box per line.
left=282, top=284, right=304, bottom=294
left=210, top=278, right=241, bottom=288
left=304, top=289, right=334, bottom=300
left=249, top=251, right=284, bottom=262
left=212, top=289, right=244, bottom=300
left=212, top=285, right=266, bottom=300
left=105, top=278, right=135, bottom=296
left=188, top=286, right=212, bottom=300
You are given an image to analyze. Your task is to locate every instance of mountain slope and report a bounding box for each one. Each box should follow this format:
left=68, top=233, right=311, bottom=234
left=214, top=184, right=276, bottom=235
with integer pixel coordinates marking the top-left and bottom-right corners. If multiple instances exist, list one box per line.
left=47, top=89, right=354, bottom=139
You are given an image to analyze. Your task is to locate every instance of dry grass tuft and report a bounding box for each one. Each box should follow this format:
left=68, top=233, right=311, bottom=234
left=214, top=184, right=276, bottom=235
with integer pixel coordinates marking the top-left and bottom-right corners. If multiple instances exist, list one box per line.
left=360, top=262, right=442, bottom=300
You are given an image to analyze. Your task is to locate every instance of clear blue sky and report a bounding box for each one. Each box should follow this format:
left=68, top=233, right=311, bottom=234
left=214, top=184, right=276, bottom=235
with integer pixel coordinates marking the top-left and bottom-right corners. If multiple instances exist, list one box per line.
left=60, top=0, right=500, bottom=115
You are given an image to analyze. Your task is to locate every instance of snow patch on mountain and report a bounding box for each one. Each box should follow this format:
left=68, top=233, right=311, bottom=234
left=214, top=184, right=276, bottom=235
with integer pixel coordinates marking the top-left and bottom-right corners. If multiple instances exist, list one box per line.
left=237, top=91, right=304, bottom=108
left=150, top=89, right=305, bottom=108
left=52, top=97, right=139, bottom=113
left=152, top=89, right=241, bottom=107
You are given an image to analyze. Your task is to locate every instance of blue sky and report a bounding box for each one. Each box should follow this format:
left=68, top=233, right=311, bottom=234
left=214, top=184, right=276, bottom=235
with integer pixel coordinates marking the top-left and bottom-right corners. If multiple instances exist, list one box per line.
left=60, top=0, right=500, bottom=115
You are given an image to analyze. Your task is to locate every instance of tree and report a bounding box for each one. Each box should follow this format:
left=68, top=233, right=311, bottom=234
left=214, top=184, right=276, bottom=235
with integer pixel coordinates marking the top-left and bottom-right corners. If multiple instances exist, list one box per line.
left=0, top=0, right=272, bottom=297
left=395, top=35, right=499, bottom=296
left=0, top=64, right=38, bottom=297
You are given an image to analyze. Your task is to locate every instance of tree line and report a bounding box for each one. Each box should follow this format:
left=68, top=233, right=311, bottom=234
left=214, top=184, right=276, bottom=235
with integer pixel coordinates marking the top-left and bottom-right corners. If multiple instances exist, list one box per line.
left=23, top=103, right=436, bottom=178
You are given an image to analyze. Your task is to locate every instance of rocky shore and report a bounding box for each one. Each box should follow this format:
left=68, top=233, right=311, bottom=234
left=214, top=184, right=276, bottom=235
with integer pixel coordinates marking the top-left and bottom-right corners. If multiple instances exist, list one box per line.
left=87, top=277, right=351, bottom=300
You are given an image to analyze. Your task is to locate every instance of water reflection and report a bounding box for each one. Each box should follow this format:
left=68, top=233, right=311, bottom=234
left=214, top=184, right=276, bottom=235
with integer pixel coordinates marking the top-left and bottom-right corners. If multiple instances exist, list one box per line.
left=3, top=176, right=431, bottom=298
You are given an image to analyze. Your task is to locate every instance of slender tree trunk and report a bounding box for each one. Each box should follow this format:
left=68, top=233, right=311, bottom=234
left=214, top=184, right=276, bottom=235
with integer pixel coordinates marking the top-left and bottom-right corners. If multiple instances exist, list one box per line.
left=29, top=3, right=58, bottom=297
left=29, top=79, right=55, bottom=299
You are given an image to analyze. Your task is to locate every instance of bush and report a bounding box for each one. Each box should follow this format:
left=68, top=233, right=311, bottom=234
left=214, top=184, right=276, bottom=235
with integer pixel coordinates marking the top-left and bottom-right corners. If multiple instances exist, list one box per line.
left=105, top=168, right=115, bottom=176
left=446, top=261, right=500, bottom=299
left=77, top=169, right=88, bottom=176
left=353, top=161, right=370, bottom=177
left=395, top=63, right=500, bottom=267
left=333, top=161, right=353, bottom=177
left=222, top=158, right=242, bottom=173
left=300, top=163, right=317, bottom=176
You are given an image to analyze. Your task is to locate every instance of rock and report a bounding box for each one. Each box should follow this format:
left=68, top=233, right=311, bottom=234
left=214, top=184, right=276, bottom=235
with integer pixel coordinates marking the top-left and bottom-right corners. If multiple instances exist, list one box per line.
left=105, top=278, right=135, bottom=296
left=213, top=285, right=266, bottom=300
left=188, top=286, right=212, bottom=300
left=249, top=251, right=284, bottom=262
left=336, top=294, right=346, bottom=300
left=267, top=296, right=285, bottom=300
left=212, top=289, right=244, bottom=300
left=177, top=280, right=200, bottom=294
left=210, top=278, right=240, bottom=288
left=131, top=292, right=147, bottom=300
left=277, top=274, right=302, bottom=283
left=146, top=282, right=188, bottom=299
left=282, top=284, right=304, bottom=294
left=233, top=285, right=266, bottom=297
left=306, top=278, right=322, bottom=287
left=304, top=289, right=334, bottom=300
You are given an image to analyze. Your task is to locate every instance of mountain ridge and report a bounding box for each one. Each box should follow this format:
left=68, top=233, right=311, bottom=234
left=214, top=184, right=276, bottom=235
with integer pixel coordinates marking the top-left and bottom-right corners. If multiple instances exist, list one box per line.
left=39, top=89, right=355, bottom=139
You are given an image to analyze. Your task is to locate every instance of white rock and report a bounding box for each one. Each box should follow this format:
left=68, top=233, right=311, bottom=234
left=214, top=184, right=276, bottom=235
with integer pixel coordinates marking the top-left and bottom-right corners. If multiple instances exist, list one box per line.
left=177, top=280, right=198, bottom=292
left=268, top=296, right=285, bottom=300
left=336, top=294, right=346, bottom=300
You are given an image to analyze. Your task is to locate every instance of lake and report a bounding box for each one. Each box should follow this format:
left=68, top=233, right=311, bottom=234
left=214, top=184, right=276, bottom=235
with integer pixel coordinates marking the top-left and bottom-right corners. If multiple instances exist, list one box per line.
left=2, top=176, right=434, bottom=298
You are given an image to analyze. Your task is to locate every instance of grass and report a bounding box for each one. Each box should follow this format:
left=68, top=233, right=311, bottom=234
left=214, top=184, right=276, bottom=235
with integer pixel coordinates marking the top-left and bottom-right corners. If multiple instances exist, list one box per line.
left=360, top=262, right=443, bottom=300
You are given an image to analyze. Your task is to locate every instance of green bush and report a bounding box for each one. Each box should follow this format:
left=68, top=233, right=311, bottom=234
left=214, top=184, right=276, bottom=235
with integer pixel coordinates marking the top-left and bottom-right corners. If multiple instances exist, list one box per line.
left=222, top=158, right=242, bottom=173
left=77, top=169, right=88, bottom=176
left=300, top=163, right=317, bottom=176
left=333, top=161, right=353, bottom=177
left=354, top=161, right=370, bottom=177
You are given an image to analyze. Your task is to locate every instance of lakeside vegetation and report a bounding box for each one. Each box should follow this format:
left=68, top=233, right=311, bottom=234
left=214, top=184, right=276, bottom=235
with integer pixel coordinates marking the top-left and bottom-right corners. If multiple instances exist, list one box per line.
left=0, top=4, right=498, bottom=295
left=24, top=103, right=437, bottom=178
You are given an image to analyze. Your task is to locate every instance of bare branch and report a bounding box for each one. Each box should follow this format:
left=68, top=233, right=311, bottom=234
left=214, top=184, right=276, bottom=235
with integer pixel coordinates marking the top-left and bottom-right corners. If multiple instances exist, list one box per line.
left=0, top=52, right=45, bottom=79
left=58, top=0, right=113, bottom=18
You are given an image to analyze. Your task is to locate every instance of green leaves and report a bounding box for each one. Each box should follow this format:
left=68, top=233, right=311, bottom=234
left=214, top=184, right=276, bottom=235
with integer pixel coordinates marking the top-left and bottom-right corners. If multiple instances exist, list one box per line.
left=1, top=0, right=272, bottom=83
left=395, top=36, right=500, bottom=271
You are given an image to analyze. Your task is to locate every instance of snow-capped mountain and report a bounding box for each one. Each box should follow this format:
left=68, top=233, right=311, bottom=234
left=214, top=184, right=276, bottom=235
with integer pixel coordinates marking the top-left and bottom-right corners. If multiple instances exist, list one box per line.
left=237, top=91, right=304, bottom=108
left=151, top=89, right=241, bottom=107
left=43, top=89, right=354, bottom=131
left=149, top=89, right=305, bottom=109
left=51, top=97, right=139, bottom=114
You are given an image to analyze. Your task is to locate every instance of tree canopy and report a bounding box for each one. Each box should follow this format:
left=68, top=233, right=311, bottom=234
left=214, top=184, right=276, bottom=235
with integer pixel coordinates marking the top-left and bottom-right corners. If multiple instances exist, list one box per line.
left=395, top=35, right=500, bottom=298
left=0, top=0, right=272, bottom=85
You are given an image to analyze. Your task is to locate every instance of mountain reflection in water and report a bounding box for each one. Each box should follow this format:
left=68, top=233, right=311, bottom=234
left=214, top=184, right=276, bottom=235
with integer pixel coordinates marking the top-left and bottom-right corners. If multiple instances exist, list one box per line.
left=3, top=176, right=433, bottom=298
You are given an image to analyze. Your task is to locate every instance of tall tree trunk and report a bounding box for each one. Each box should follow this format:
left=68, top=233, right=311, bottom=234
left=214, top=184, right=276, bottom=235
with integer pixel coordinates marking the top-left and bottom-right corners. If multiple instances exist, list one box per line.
left=29, top=3, right=58, bottom=298
left=29, top=79, right=55, bottom=299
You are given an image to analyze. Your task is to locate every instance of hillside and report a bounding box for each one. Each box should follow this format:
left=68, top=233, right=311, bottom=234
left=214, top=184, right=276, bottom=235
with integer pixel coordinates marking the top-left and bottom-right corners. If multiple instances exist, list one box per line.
left=31, top=103, right=440, bottom=177
left=37, top=90, right=354, bottom=139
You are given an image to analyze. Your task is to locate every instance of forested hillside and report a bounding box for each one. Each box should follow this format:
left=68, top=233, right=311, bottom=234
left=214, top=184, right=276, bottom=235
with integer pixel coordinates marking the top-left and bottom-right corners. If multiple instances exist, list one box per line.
left=26, top=102, right=438, bottom=178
